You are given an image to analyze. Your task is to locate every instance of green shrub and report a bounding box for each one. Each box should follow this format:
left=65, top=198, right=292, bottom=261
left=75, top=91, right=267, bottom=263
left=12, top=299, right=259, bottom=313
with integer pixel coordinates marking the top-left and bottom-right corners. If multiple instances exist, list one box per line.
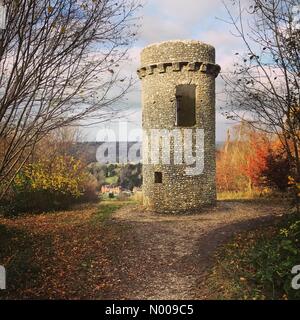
left=210, top=213, right=300, bottom=300
left=248, top=218, right=300, bottom=299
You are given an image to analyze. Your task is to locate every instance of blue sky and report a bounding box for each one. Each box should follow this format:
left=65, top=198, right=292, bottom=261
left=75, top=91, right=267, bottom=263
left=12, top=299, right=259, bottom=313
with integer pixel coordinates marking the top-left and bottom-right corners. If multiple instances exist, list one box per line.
left=84, top=0, right=246, bottom=142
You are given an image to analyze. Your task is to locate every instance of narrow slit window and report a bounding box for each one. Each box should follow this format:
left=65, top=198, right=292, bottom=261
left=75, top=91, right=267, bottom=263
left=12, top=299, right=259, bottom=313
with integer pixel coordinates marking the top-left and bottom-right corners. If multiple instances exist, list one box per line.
left=175, top=85, right=196, bottom=127
left=154, top=172, right=162, bottom=183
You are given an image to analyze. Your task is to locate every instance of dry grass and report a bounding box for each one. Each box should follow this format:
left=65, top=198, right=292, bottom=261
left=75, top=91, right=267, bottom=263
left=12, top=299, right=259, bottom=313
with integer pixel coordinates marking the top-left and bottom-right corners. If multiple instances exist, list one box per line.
left=216, top=188, right=286, bottom=201
left=130, top=191, right=143, bottom=204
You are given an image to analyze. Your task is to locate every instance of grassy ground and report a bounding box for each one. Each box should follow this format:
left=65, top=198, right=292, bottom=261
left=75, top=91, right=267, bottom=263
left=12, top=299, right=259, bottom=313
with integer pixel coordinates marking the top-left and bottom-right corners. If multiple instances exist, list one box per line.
left=0, top=199, right=134, bottom=299
left=206, top=210, right=300, bottom=300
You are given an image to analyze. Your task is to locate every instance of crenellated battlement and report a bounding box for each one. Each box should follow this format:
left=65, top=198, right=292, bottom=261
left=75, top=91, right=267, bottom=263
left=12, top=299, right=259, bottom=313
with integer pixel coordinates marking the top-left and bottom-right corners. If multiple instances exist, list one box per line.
left=137, top=61, right=221, bottom=79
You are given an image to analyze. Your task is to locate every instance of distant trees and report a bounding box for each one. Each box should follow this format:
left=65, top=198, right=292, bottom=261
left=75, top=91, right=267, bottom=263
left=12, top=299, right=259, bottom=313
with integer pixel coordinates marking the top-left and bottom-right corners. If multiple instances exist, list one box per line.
left=87, top=162, right=142, bottom=191
left=88, top=163, right=107, bottom=186
left=0, top=0, right=140, bottom=198
left=223, top=0, right=300, bottom=186
left=119, top=163, right=142, bottom=190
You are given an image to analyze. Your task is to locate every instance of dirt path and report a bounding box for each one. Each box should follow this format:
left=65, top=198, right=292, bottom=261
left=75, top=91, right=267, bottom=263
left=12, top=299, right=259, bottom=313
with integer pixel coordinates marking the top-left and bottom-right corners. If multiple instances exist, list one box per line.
left=103, top=200, right=287, bottom=300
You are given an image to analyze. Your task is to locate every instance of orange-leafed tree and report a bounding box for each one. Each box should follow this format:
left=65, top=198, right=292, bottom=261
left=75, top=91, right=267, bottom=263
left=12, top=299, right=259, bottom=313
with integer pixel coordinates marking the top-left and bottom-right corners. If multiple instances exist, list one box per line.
left=239, top=130, right=270, bottom=190
left=216, top=123, right=287, bottom=193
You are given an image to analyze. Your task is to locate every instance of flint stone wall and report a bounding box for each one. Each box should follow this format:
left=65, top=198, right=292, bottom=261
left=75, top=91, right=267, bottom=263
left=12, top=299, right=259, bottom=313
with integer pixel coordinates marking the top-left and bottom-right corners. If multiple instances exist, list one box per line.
left=138, top=40, right=220, bottom=213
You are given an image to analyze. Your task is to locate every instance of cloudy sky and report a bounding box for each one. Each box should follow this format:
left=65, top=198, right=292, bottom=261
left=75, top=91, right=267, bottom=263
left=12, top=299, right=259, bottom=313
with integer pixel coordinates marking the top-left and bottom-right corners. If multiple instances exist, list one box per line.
left=86, top=0, right=245, bottom=142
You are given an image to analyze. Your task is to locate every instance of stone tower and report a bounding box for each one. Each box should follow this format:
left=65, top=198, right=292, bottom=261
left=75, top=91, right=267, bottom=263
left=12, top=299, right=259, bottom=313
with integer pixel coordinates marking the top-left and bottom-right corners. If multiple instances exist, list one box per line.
left=137, top=40, right=220, bottom=213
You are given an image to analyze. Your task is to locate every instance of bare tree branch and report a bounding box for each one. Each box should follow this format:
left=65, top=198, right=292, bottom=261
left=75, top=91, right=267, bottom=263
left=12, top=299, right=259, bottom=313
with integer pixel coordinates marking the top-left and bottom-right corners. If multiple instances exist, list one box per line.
left=0, top=0, right=141, bottom=197
left=222, top=0, right=300, bottom=181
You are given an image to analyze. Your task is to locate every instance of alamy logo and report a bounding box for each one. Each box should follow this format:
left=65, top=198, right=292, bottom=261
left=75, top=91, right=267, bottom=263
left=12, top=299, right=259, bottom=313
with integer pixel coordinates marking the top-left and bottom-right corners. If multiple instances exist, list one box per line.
left=291, top=265, right=300, bottom=290
left=96, top=122, right=205, bottom=176
left=0, top=265, right=5, bottom=290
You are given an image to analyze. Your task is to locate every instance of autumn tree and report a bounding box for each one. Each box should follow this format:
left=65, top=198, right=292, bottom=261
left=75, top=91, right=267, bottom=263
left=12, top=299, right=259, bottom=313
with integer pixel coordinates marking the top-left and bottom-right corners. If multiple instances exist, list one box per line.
left=216, top=124, right=259, bottom=193
left=239, top=129, right=270, bottom=190
left=217, top=123, right=291, bottom=194
left=0, top=0, right=140, bottom=198
left=264, top=149, right=290, bottom=191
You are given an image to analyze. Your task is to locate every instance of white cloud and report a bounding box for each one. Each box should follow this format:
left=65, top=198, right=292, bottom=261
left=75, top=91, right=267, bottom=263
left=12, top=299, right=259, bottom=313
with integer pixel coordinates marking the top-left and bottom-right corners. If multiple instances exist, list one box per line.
left=149, top=0, right=224, bottom=24
left=139, top=15, right=189, bottom=44
left=200, top=30, right=242, bottom=66
left=137, top=0, right=231, bottom=45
